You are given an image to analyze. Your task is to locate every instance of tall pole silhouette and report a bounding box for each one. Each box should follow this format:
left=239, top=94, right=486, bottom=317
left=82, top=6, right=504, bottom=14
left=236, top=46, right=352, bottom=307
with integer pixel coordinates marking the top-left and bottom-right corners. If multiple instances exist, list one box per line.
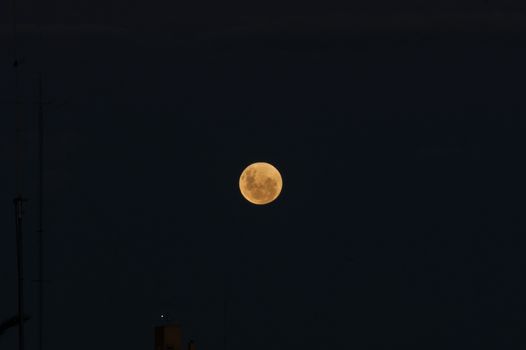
left=37, top=73, right=45, bottom=350
left=223, top=289, right=228, bottom=350
left=12, top=0, right=26, bottom=348
left=14, top=197, right=25, bottom=350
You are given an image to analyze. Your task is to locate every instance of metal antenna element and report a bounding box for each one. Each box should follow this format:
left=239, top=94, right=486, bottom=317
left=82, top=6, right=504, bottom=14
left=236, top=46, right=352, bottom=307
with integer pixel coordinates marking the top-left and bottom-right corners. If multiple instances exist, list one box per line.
left=37, top=73, right=45, bottom=350
left=223, top=263, right=229, bottom=350
left=14, top=196, right=26, bottom=350
left=12, top=0, right=26, bottom=348
left=223, top=296, right=228, bottom=350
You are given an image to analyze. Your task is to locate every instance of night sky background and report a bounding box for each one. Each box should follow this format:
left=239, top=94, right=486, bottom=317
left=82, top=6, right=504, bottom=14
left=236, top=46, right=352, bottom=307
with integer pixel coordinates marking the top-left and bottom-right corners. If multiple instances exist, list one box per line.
left=1, top=1, right=526, bottom=349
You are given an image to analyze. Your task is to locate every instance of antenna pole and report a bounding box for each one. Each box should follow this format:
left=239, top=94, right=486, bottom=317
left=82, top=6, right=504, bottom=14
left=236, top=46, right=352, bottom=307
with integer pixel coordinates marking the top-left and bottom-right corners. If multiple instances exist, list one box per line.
left=223, top=296, right=227, bottom=350
left=223, top=264, right=228, bottom=350
left=37, top=72, right=44, bottom=350
left=14, top=196, right=25, bottom=350
left=13, top=0, right=26, bottom=348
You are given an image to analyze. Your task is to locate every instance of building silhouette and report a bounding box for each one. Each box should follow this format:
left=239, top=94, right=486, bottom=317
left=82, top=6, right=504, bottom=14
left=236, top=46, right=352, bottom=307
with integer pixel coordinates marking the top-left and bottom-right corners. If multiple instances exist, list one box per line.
left=154, top=324, right=182, bottom=350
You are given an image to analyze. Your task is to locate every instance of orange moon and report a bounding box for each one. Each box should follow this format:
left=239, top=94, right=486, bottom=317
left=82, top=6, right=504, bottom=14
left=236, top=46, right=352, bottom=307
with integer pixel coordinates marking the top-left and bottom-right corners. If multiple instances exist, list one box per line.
left=239, top=162, right=283, bottom=205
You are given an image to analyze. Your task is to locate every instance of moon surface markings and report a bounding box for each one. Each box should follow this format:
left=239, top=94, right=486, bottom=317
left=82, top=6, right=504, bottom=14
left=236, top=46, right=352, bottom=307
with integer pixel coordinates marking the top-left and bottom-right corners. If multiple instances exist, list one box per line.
left=239, top=162, right=282, bottom=205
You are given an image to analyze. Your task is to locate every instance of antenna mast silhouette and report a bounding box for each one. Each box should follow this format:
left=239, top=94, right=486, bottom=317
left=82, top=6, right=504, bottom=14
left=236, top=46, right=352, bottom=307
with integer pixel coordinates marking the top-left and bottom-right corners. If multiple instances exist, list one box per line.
left=12, top=0, right=26, bottom=349
left=37, top=73, right=45, bottom=350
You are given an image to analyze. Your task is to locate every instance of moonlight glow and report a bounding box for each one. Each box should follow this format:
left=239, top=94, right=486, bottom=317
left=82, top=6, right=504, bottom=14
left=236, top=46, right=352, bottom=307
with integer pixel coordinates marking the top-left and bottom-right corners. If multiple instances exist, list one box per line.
left=239, top=162, right=283, bottom=205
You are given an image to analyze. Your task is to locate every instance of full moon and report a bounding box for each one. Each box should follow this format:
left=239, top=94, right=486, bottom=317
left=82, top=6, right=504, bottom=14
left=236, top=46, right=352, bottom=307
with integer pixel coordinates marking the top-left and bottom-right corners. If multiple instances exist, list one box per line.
left=239, top=162, right=283, bottom=205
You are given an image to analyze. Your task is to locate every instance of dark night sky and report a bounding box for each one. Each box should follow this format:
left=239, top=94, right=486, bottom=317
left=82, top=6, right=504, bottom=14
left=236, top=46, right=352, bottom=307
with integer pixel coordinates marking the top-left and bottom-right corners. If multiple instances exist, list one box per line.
left=1, top=1, right=526, bottom=349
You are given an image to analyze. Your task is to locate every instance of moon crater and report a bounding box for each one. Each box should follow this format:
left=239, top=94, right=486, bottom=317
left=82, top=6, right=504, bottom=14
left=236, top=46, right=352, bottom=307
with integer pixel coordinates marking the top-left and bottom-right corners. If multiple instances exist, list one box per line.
left=239, top=162, right=283, bottom=205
